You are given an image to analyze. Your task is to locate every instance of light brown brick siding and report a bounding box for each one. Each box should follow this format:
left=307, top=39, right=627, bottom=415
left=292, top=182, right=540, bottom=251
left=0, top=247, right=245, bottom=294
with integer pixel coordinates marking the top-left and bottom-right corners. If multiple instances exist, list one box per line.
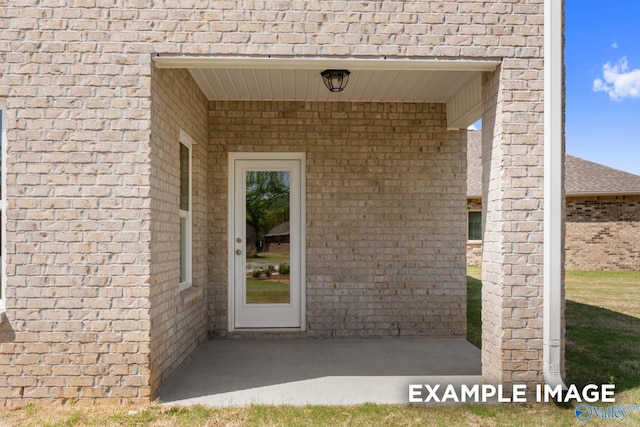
left=468, top=195, right=640, bottom=272
left=0, top=0, right=543, bottom=65
left=208, top=101, right=468, bottom=338
left=481, top=62, right=545, bottom=387
left=149, top=67, right=209, bottom=398
left=0, top=56, right=154, bottom=406
left=566, top=195, right=640, bottom=271
left=0, top=0, right=546, bottom=404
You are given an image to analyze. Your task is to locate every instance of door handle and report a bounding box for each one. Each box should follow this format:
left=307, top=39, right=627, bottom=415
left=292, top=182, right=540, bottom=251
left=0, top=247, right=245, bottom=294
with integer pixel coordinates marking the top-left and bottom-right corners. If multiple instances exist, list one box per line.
left=236, top=249, right=242, bottom=255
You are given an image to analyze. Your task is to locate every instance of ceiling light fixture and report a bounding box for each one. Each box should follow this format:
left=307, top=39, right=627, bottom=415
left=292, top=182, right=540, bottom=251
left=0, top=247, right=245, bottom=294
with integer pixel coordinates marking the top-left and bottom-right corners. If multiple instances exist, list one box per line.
left=320, top=69, right=351, bottom=93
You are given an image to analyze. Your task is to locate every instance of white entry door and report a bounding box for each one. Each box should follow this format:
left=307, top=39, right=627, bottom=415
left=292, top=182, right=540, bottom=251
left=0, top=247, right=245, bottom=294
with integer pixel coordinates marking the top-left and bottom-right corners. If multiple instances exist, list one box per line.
left=229, top=153, right=305, bottom=330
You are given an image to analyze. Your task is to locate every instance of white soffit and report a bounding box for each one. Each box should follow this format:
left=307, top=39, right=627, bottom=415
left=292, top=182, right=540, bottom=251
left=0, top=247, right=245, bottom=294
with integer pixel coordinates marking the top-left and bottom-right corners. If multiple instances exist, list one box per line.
left=189, top=67, right=484, bottom=103
left=153, top=57, right=499, bottom=124
left=447, top=74, right=483, bottom=130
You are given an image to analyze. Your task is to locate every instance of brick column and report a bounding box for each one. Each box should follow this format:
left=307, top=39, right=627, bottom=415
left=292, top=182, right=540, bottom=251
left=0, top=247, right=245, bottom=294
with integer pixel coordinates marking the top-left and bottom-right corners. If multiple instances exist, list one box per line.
left=0, top=52, right=155, bottom=405
left=480, top=60, right=545, bottom=390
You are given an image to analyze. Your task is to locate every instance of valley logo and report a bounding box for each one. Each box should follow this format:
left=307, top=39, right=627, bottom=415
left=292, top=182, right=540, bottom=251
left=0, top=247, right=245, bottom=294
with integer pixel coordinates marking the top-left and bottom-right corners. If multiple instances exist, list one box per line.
left=575, top=403, right=640, bottom=422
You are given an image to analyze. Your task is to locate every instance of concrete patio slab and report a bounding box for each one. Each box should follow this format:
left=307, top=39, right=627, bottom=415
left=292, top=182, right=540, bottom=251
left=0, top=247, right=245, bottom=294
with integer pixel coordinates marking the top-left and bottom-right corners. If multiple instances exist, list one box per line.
left=158, top=338, right=482, bottom=407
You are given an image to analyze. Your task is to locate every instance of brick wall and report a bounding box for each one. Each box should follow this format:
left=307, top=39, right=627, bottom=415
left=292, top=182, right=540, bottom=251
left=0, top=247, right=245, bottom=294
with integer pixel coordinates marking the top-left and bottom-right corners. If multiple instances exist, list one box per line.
left=468, top=195, right=640, bottom=272
left=0, top=0, right=544, bottom=62
left=0, top=31, right=154, bottom=407
left=566, top=196, right=640, bottom=271
left=208, top=101, right=468, bottom=338
left=149, top=68, right=209, bottom=397
left=0, top=0, right=546, bottom=403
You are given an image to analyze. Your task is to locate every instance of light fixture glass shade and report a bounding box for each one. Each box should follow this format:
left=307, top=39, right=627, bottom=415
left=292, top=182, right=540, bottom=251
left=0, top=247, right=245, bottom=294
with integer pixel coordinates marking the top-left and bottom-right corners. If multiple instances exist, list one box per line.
left=321, top=69, right=351, bottom=92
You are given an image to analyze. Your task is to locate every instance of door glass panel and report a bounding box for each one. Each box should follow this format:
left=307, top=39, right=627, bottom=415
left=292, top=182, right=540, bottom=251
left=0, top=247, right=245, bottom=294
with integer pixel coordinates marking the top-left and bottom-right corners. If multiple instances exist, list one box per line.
left=245, top=171, right=291, bottom=304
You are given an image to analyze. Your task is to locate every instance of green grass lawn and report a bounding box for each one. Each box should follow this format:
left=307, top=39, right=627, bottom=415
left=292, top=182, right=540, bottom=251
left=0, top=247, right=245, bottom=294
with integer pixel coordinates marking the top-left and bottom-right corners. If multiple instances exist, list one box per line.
left=246, top=278, right=290, bottom=303
left=466, top=266, right=482, bottom=348
left=247, top=252, right=291, bottom=264
left=0, top=402, right=602, bottom=427
left=465, top=268, right=640, bottom=407
left=2, top=269, right=639, bottom=426
left=564, top=270, right=640, bottom=404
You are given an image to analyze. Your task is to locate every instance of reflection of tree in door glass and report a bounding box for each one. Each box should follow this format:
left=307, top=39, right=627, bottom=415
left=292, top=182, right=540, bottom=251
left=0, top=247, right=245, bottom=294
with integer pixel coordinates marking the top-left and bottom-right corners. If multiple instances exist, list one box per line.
left=245, top=171, right=291, bottom=304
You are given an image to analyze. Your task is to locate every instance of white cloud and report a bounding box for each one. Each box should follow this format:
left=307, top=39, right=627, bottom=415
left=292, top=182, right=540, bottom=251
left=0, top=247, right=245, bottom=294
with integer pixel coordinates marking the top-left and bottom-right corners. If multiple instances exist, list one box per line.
left=467, top=124, right=478, bottom=130
left=593, top=57, right=640, bottom=101
left=611, top=42, right=619, bottom=49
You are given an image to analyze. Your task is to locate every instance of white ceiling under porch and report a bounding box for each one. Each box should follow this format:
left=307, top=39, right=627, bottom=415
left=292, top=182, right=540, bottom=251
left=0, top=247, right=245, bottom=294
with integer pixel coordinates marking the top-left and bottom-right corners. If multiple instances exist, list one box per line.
left=153, top=56, right=500, bottom=129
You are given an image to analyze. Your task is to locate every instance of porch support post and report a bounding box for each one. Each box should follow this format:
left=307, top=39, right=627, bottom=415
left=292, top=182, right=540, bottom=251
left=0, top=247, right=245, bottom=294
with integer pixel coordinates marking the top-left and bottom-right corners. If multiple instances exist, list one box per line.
left=480, top=59, right=545, bottom=391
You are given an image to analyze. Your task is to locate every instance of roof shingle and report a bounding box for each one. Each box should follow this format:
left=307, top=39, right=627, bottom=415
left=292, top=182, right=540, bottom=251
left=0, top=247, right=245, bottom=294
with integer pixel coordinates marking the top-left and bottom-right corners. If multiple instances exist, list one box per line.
left=466, top=130, right=640, bottom=197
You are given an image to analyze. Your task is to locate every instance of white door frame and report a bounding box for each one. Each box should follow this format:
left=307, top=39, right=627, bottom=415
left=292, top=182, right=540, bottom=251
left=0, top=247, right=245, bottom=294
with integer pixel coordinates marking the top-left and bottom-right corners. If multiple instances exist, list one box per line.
left=228, top=152, right=306, bottom=331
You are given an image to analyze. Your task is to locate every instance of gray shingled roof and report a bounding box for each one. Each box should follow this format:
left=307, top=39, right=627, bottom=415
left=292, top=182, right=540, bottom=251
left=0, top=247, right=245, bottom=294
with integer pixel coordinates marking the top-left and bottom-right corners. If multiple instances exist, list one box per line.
left=466, top=130, right=640, bottom=197
left=265, top=221, right=290, bottom=237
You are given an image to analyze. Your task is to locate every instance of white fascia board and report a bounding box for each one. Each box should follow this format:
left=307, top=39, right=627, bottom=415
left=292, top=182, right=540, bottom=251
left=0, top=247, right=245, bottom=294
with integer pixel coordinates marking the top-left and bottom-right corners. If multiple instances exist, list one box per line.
left=153, top=55, right=500, bottom=72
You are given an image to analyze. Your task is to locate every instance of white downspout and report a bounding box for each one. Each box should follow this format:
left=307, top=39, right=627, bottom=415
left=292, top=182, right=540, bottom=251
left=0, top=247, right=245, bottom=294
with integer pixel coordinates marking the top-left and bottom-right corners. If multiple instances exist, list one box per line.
left=543, top=0, right=567, bottom=390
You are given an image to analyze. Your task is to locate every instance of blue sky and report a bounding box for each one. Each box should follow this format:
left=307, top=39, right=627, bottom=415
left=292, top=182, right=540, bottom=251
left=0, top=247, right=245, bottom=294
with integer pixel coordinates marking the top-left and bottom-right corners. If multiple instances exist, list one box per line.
left=565, top=0, right=640, bottom=175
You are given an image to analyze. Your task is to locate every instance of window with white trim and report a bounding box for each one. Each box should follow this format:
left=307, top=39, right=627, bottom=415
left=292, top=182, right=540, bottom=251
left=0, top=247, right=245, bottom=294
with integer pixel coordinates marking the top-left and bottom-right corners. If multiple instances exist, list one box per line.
left=468, top=211, right=482, bottom=241
left=179, top=130, right=193, bottom=292
left=1, top=101, right=6, bottom=310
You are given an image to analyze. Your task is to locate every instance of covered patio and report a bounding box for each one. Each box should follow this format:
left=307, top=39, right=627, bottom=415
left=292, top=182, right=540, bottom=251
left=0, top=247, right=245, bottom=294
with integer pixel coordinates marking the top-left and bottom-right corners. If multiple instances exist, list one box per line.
left=148, top=56, right=493, bottom=398
left=158, top=338, right=481, bottom=406
left=148, top=12, right=565, bottom=397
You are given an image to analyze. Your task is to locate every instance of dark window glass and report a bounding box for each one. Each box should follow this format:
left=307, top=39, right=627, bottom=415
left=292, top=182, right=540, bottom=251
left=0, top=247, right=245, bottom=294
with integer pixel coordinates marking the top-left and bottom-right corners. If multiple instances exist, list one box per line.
left=180, top=142, right=189, bottom=211
left=468, top=211, right=482, bottom=241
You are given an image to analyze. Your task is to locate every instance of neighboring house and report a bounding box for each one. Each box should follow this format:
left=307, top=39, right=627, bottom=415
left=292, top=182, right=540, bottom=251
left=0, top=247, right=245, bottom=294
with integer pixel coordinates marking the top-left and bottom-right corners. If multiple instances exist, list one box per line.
left=264, top=221, right=290, bottom=253
left=467, top=131, right=640, bottom=271
left=0, top=1, right=561, bottom=404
